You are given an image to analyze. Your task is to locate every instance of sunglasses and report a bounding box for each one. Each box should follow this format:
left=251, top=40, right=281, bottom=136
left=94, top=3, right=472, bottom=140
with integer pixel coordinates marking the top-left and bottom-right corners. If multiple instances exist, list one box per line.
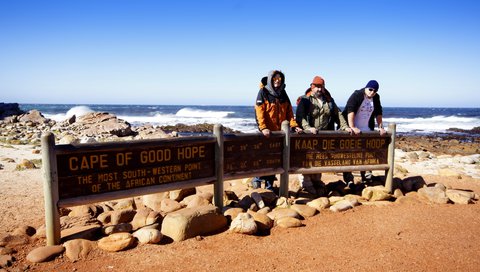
left=367, top=88, right=378, bottom=93
left=313, top=84, right=324, bottom=88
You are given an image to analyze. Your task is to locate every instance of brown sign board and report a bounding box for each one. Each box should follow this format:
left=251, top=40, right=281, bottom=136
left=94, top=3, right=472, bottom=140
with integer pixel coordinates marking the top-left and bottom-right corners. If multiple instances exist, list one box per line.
left=290, top=133, right=391, bottom=170
left=223, top=134, right=283, bottom=176
left=55, top=137, right=216, bottom=200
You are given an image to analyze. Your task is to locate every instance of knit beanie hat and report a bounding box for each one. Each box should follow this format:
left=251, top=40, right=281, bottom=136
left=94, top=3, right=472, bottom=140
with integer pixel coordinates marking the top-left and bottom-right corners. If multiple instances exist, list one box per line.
left=312, top=76, right=325, bottom=85
left=365, top=80, right=379, bottom=91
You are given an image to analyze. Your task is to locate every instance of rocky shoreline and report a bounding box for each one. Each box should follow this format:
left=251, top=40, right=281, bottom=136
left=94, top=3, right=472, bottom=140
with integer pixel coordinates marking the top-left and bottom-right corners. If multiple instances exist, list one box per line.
left=1, top=105, right=480, bottom=270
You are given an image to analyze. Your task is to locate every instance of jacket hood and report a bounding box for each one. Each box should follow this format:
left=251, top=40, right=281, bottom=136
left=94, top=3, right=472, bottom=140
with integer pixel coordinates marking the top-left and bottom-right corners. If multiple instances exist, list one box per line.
left=265, top=70, right=286, bottom=97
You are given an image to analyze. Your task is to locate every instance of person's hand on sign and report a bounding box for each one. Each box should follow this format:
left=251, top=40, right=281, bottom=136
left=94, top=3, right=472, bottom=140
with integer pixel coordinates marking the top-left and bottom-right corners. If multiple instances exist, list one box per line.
left=262, top=128, right=271, bottom=137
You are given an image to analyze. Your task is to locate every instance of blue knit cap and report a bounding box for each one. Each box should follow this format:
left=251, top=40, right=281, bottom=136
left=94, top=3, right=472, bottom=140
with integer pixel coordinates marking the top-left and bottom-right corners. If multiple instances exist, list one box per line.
left=365, top=80, right=379, bottom=91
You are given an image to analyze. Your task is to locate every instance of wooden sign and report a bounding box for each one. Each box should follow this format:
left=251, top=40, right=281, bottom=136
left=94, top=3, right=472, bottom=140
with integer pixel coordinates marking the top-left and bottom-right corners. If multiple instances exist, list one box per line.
left=290, top=133, right=391, bottom=170
left=223, top=134, right=283, bottom=177
left=55, top=137, right=215, bottom=199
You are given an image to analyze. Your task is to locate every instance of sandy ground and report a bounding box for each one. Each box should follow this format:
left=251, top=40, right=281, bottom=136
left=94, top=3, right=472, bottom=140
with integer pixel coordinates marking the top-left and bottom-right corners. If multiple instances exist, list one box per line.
left=1, top=143, right=480, bottom=272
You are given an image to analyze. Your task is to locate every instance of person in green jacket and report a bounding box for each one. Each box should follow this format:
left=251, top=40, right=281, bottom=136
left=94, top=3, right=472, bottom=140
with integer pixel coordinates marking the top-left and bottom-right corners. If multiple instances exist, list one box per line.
left=295, top=75, right=352, bottom=195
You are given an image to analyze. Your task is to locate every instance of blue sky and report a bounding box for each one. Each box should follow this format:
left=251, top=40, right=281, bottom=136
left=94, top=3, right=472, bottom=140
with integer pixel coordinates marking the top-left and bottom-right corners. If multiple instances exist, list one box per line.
left=1, top=0, right=479, bottom=107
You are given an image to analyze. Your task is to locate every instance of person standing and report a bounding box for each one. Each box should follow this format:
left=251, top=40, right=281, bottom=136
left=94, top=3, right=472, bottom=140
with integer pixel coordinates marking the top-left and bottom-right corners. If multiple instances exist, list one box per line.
left=296, top=76, right=352, bottom=195
left=342, top=80, right=386, bottom=185
left=253, top=70, right=303, bottom=191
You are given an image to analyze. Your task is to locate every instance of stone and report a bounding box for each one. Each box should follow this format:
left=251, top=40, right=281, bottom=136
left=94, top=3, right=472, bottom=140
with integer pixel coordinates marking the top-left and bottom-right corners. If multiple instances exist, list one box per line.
left=276, top=217, right=303, bottom=228
left=113, top=199, right=136, bottom=210
left=68, top=204, right=103, bottom=217
left=169, top=188, right=196, bottom=202
left=110, top=209, right=136, bottom=225
left=64, top=239, right=96, bottom=261
left=291, top=204, right=317, bottom=218
left=267, top=208, right=301, bottom=221
left=418, top=187, right=449, bottom=204
left=307, top=197, right=330, bottom=211
left=393, top=189, right=404, bottom=198
left=133, top=228, right=163, bottom=244
left=18, top=110, right=48, bottom=124
left=0, top=234, right=29, bottom=247
left=26, top=245, right=65, bottom=263
left=183, top=195, right=211, bottom=208
left=229, top=213, right=257, bottom=235
left=160, top=199, right=184, bottom=213
left=12, top=225, right=36, bottom=236
left=223, top=207, right=244, bottom=222
left=74, top=112, right=133, bottom=137
left=438, top=168, right=462, bottom=178
left=142, top=192, right=169, bottom=211
left=103, top=223, right=133, bottom=235
left=329, top=200, right=353, bottom=212
left=61, top=224, right=102, bottom=242
left=131, top=208, right=162, bottom=230
left=98, top=233, right=135, bottom=252
left=246, top=210, right=273, bottom=232
left=362, top=186, right=392, bottom=202
left=59, top=134, right=78, bottom=145
left=446, top=189, right=475, bottom=204
left=161, top=206, right=227, bottom=242
left=97, top=211, right=113, bottom=225
left=0, top=254, right=14, bottom=267
left=15, top=159, right=36, bottom=170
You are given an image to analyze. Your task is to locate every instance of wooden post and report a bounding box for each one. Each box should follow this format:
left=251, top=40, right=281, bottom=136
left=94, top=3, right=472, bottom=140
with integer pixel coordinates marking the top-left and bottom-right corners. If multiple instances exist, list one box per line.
left=280, top=121, right=290, bottom=197
left=213, top=124, right=224, bottom=210
left=385, top=123, right=396, bottom=193
left=41, top=132, right=61, bottom=245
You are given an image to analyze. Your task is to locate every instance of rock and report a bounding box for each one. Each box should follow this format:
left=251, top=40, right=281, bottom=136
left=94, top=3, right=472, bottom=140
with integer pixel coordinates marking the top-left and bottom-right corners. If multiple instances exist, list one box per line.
left=169, top=188, right=196, bottom=202
left=0, top=247, right=15, bottom=255
left=110, top=209, right=136, bottom=225
left=142, top=192, right=169, bottom=211
left=290, top=204, right=317, bottom=218
left=18, top=110, right=48, bottom=124
left=97, top=211, right=112, bottom=225
left=438, top=168, right=462, bottom=178
left=267, top=208, right=301, bottom=221
left=0, top=234, right=29, bottom=247
left=229, top=213, right=257, bottom=235
left=307, top=197, right=330, bottom=211
left=276, top=217, right=303, bottom=228
left=446, top=189, right=475, bottom=204
left=133, top=228, right=163, bottom=244
left=64, top=239, right=96, bottom=261
left=12, top=226, right=36, bottom=236
left=68, top=204, right=103, bottom=217
left=26, top=245, right=64, bottom=263
left=61, top=224, right=102, bottom=242
left=113, top=199, right=136, bottom=210
left=103, top=223, right=133, bottom=235
left=160, top=199, right=183, bottom=213
left=238, top=195, right=257, bottom=211
left=59, top=134, right=78, bottom=145
left=74, top=112, right=133, bottom=137
left=161, top=206, right=227, bottom=242
left=182, top=195, right=211, bottom=208
left=328, top=196, right=344, bottom=205
left=0, top=254, right=14, bottom=267
left=401, top=176, right=426, bottom=192
left=393, top=189, right=404, bottom=198
left=15, top=159, right=36, bottom=170
left=329, top=200, right=353, bottom=212
left=131, top=208, right=162, bottom=230
left=246, top=210, right=273, bottom=232
left=362, top=186, right=392, bottom=201
left=223, top=207, right=244, bottom=222
left=418, top=187, right=449, bottom=204
left=98, top=233, right=135, bottom=252
left=0, top=103, right=24, bottom=119
left=60, top=214, right=99, bottom=229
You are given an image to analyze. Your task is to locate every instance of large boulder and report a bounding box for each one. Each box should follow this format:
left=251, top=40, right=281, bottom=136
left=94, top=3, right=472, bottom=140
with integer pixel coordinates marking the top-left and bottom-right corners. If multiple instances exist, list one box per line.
left=0, top=103, right=24, bottom=120
left=71, top=112, right=133, bottom=137
left=161, top=206, right=227, bottom=242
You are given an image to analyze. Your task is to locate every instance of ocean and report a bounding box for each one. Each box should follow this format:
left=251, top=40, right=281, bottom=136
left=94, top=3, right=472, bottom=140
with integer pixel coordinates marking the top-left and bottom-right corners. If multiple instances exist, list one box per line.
left=19, top=104, right=480, bottom=136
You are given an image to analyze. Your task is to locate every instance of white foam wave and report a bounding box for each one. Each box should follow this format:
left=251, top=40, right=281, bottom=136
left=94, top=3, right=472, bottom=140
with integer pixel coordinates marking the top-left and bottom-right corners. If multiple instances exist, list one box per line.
left=175, top=107, right=233, bottom=118
left=44, top=106, right=95, bottom=122
left=384, top=115, right=480, bottom=133
left=118, top=113, right=257, bottom=133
